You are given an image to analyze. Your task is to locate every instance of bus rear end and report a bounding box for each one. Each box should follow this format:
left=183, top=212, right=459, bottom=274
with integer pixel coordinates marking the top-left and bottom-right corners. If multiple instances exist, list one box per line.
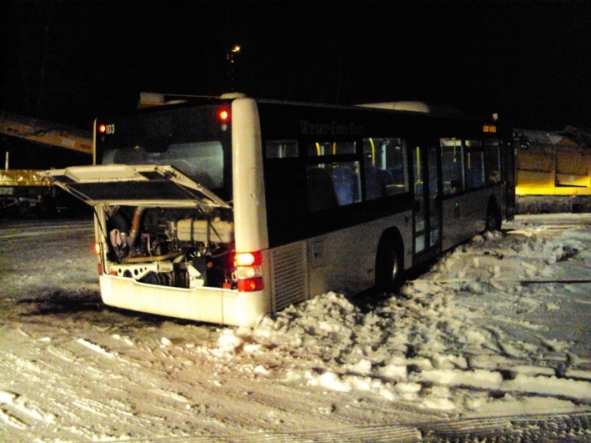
left=43, top=98, right=271, bottom=326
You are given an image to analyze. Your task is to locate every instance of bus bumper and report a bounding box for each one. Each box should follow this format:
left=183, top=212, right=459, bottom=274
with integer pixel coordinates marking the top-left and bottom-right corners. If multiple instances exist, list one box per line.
left=99, top=275, right=268, bottom=327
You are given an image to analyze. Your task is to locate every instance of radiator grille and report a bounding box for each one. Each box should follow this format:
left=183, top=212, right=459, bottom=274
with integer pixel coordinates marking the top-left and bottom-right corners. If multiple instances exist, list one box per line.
left=270, top=242, right=308, bottom=312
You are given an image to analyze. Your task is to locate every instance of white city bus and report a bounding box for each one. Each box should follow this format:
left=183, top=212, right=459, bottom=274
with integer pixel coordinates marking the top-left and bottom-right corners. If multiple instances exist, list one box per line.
left=44, top=93, right=514, bottom=326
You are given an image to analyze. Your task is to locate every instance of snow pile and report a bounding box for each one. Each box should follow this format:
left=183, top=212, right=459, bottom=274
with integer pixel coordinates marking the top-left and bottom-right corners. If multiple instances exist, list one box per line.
left=3, top=217, right=591, bottom=442
left=211, top=224, right=591, bottom=414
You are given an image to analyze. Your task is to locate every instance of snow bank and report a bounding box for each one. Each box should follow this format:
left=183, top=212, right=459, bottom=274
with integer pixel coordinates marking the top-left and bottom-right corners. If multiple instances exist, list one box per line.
left=210, top=223, right=591, bottom=414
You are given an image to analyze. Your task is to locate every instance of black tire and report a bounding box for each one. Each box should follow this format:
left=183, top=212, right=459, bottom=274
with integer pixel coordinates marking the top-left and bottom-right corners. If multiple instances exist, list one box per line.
left=375, top=234, right=405, bottom=294
left=486, top=200, right=502, bottom=231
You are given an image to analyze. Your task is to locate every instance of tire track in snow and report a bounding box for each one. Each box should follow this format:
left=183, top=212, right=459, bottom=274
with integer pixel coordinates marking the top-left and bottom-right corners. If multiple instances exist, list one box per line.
left=23, top=411, right=588, bottom=442
left=118, top=336, right=371, bottom=435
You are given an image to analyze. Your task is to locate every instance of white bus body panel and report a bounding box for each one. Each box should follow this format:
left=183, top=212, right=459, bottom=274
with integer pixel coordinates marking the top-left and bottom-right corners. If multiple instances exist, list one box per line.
left=231, top=98, right=269, bottom=253
left=306, top=212, right=413, bottom=296
left=230, top=97, right=272, bottom=319
left=441, top=186, right=505, bottom=251
left=270, top=211, right=412, bottom=310
left=267, top=210, right=413, bottom=312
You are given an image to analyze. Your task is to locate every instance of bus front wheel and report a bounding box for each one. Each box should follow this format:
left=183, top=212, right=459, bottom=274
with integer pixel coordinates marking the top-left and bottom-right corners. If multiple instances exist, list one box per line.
left=375, top=234, right=405, bottom=294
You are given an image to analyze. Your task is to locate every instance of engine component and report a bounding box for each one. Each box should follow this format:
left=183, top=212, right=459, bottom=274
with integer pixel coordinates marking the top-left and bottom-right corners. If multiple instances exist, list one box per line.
left=104, top=206, right=235, bottom=290
left=176, top=218, right=234, bottom=243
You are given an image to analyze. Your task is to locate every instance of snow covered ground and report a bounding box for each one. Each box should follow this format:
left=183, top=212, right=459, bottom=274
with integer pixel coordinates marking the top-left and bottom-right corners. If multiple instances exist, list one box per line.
left=1, top=215, right=591, bottom=442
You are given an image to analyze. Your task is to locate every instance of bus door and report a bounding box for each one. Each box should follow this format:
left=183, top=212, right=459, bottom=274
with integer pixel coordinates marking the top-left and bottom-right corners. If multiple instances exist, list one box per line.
left=412, top=142, right=442, bottom=262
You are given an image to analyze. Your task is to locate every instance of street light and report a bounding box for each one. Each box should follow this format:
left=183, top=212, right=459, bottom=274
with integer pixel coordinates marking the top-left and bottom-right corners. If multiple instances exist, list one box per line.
left=227, top=44, right=241, bottom=91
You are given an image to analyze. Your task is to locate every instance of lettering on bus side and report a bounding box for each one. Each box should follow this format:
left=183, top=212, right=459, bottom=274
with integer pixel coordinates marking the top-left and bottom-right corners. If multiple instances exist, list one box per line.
left=299, top=120, right=364, bottom=136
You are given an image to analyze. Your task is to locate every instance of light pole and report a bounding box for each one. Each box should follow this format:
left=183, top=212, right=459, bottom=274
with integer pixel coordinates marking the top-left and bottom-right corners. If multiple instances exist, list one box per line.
left=227, top=45, right=241, bottom=92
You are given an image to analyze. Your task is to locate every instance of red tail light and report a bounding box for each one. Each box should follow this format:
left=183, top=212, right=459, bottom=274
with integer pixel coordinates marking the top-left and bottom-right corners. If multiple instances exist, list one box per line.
left=235, top=251, right=264, bottom=292
left=219, top=109, right=230, bottom=122
left=237, top=277, right=264, bottom=292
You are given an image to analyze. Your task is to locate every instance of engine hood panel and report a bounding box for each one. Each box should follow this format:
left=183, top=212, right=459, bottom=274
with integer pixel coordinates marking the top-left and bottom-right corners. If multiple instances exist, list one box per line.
left=41, top=165, right=231, bottom=208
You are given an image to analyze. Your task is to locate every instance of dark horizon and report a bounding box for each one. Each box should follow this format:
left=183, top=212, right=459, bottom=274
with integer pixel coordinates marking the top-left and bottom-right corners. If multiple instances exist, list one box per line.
left=2, top=2, right=591, bottom=132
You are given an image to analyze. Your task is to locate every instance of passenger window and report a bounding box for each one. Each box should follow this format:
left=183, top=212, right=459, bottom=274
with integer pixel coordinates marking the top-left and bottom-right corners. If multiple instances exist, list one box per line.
left=362, top=138, right=408, bottom=200
left=306, top=161, right=361, bottom=212
left=440, top=138, right=464, bottom=195
left=465, top=140, right=485, bottom=190
left=308, top=141, right=357, bottom=156
left=266, top=140, right=299, bottom=158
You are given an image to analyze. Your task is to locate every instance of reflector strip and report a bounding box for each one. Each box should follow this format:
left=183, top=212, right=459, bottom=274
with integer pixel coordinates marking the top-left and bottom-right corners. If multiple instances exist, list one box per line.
left=237, top=277, right=264, bottom=292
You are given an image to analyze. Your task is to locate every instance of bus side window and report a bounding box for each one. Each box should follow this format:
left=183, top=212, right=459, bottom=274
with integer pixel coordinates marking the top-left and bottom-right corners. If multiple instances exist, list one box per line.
left=441, top=138, right=464, bottom=195
left=362, top=138, right=408, bottom=200
left=308, top=141, right=356, bottom=156
left=306, top=141, right=361, bottom=211
left=266, top=140, right=299, bottom=158
left=332, top=165, right=359, bottom=206
left=306, top=161, right=362, bottom=212
left=306, top=166, right=338, bottom=212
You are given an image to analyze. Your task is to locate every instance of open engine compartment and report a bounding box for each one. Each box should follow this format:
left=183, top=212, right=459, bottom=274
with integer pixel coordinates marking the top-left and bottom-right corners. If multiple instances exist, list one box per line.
left=103, top=205, right=236, bottom=290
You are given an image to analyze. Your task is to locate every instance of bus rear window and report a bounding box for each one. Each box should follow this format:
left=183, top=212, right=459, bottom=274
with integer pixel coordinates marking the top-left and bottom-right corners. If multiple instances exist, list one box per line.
left=102, top=141, right=224, bottom=189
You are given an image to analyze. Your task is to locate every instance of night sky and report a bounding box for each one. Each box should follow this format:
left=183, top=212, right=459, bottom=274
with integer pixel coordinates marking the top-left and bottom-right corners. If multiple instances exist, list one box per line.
left=2, top=1, right=591, bottom=136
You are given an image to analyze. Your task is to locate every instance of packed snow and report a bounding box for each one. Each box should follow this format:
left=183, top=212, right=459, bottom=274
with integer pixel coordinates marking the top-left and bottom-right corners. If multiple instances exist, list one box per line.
left=1, top=215, right=591, bottom=441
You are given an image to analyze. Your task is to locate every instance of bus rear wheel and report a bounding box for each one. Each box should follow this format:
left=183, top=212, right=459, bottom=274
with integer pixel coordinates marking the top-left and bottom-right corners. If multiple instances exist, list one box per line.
left=375, top=234, right=405, bottom=294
